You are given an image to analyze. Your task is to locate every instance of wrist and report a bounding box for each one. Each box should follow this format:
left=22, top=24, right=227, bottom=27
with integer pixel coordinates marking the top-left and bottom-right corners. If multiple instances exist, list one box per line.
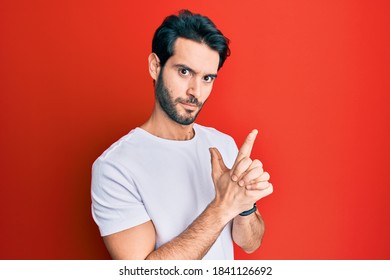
left=208, top=200, right=236, bottom=224
left=239, top=203, right=257, bottom=216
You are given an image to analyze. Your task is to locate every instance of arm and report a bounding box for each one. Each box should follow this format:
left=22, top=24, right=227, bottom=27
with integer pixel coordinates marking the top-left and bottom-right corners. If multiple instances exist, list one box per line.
left=232, top=211, right=264, bottom=253
left=228, top=129, right=273, bottom=253
left=103, top=202, right=232, bottom=260
left=146, top=202, right=231, bottom=259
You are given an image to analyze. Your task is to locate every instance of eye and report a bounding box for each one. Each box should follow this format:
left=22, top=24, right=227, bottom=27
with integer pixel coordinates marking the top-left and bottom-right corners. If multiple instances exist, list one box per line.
left=203, top=75, right=215, bottom=83
left=179, top=68, right=190, bottom=76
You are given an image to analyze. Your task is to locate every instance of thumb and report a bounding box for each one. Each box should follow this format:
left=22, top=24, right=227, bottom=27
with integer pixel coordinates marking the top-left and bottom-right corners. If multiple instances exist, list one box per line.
left=209, top=147, right=228, bottom=174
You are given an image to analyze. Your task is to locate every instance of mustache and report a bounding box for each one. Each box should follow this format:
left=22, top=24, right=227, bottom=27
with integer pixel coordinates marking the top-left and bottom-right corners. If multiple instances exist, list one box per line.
left=176, top=97, right=202, bottom=107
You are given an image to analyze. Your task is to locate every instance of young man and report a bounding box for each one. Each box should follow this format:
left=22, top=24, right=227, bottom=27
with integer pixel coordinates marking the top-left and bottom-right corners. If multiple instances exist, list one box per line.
left=91, top=10, right=273, bottom=260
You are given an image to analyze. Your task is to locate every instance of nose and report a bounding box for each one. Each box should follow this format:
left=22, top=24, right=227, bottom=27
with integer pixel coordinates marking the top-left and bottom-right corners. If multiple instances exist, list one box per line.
left=187, top=77, right=202, bottom=99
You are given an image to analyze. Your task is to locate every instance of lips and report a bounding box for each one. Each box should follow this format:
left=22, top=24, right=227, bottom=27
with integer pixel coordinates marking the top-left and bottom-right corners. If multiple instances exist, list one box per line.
left=180, top=102, right=198, bottom=110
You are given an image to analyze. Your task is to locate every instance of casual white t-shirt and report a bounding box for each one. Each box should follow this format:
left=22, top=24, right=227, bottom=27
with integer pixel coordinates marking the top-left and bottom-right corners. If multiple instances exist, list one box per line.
left=91, top=123, right=238, bottom=259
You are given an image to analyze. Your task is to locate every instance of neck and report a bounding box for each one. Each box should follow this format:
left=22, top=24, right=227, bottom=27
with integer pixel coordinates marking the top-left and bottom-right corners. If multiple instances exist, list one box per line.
left=140, top=104, right=195, bottom=141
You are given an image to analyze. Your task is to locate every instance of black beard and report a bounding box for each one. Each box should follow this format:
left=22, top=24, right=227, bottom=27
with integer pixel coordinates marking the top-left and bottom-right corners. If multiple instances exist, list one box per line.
left=155, top=70, right=204, bottom=125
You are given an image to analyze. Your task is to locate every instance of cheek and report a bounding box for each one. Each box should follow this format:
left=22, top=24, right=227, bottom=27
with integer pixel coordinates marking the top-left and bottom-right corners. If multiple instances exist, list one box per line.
left=164, top=74, right=188, bottom=97
left=202, top=85, right=213, bottom=100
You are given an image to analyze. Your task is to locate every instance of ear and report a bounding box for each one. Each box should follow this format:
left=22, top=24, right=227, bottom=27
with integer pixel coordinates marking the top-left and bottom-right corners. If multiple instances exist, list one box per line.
left=148, top=53, right=160, bottom=80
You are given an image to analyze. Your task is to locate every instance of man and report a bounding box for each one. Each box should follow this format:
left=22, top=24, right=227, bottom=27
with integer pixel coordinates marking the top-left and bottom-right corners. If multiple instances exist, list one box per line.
left=91, top=9, right=273, bottom=260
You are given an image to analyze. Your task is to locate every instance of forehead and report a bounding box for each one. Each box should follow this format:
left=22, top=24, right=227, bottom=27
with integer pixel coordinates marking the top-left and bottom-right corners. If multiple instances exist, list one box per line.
left=167, top=37, right=220, bottom=74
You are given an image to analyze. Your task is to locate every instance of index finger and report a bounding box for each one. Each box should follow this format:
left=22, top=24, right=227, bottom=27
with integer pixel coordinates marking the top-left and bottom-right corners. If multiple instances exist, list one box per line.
left=234, top=129, right=258, bottom=166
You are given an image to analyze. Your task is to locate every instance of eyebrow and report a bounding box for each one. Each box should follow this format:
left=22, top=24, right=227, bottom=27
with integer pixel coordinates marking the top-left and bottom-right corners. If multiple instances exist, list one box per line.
left=174, top=64, right=218, bottom=78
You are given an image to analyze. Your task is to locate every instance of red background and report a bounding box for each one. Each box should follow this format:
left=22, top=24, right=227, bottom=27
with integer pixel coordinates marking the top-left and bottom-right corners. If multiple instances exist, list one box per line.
left=1, top=0, right=389, bottom=259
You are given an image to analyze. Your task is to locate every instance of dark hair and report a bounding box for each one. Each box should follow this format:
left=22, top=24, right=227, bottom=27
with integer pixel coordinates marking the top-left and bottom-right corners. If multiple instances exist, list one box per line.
left=152, top=9, right=230, bottom=70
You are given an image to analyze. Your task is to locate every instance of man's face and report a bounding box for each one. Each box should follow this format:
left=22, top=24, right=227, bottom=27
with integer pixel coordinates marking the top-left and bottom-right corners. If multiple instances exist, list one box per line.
left=155, top=38, right=220, bottom=125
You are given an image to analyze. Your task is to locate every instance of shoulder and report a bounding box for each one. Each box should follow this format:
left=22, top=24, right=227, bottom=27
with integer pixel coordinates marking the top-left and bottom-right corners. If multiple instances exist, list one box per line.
left=195, top=124, right=236, bottom=146
left=195, top=123, right=233, bottom=139
left=195, top=124, right=238, bottom=168
left=98, top=129, right=140, bottom=159
left=93, top=128, right=149, bottom=165
left=92, top=128, right=148, bottom=182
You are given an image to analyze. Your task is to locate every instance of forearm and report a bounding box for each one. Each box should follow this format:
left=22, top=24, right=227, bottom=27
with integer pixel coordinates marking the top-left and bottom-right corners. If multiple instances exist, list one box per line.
left=146, top=202, right=232, bottom=260
left=232, top=210, right=264, bottom=253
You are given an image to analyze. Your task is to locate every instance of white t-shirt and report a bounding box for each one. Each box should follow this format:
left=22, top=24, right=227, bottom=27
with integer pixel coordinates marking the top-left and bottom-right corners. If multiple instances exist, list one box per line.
left=91, top=123, right=238, bottom=259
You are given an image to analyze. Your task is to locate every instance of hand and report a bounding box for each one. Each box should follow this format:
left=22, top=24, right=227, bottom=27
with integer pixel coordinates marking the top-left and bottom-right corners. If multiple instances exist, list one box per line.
left=209, top=130, right=273, bottom=218
left=231, top=130, right=272, bottom=191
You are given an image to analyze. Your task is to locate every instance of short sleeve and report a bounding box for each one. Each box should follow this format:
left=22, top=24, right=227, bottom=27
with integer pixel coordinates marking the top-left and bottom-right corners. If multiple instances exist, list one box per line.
left=91, top=158, right=150, bottom=236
